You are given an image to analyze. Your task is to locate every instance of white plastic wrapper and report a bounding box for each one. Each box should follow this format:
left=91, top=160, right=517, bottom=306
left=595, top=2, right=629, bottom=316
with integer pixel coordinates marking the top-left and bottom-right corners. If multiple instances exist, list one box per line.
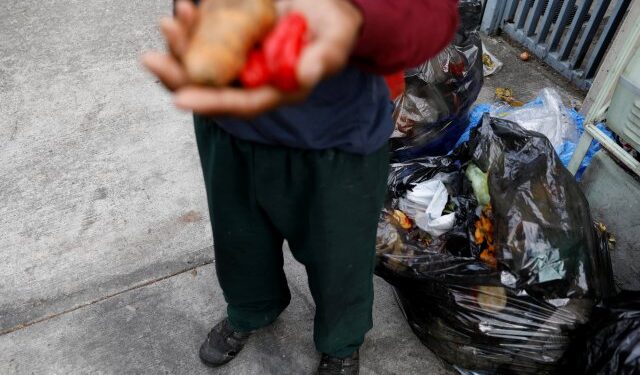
left=481, top=42, right=503, bottom=77
left=398, top=180, right=455, bottom=237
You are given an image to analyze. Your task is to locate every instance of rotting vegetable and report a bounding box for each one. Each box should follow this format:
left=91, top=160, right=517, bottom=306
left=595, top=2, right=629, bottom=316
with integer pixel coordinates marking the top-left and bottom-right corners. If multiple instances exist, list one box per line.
left=391, top=209, right=413, bottom=230
left=465, top=163, right=489, bottom=206
left=475, top=204, right=496, bottom=268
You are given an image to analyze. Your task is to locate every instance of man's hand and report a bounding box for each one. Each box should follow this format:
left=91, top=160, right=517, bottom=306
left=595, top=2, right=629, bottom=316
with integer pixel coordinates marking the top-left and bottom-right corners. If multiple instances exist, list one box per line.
left=142, top=0, right=363, bottom=117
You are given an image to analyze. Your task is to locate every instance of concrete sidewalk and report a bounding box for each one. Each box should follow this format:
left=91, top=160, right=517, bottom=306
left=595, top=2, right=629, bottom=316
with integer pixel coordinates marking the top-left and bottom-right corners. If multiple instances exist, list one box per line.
left=0, top=1, right=587, bottom=374
left=0, top=252, right=450, bottom=375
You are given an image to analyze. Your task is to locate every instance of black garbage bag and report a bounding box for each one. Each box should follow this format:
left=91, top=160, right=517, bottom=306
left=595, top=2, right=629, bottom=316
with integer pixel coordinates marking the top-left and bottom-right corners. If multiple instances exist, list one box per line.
left=376, top=114, right=615, bottom=374
left=390, top=0, right=483, bottom=161
left=561, top=289, right=640, bottom=375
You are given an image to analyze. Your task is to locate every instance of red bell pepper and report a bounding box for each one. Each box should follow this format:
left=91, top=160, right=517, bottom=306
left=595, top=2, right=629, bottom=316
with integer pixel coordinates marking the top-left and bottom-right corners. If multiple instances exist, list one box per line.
left=263, top=13, right=307, bottom=91
left=239, top=49, right=270, bottom=88
left=239, top=13, right=308, bottom=92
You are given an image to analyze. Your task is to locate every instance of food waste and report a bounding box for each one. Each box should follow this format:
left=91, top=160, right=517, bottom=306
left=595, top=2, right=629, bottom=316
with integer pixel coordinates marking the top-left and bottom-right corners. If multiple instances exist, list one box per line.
left=184, top=0, right=307, bottom=91
left=475, top=204, right=496, bottom=268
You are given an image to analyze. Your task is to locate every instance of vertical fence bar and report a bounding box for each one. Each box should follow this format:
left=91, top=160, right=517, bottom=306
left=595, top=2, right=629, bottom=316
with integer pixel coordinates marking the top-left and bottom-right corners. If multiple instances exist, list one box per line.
left=571, top=0, right=613, bottom=69
left=537, top=0, right=563, bottom=43
left=585, top=0, right=633, bottom=78
left=506, top=0, right=521, bottom=22
left=525, top=0, right=548, bottom=36
left=516, top=0, right=535, bottom=29
left=481, top=0, right=509, bottom=34
left=560, top=0, right=595, bottom=60
left=499, top=0, right=633, bottom=89
left=549, top=0, right=577, bottom=51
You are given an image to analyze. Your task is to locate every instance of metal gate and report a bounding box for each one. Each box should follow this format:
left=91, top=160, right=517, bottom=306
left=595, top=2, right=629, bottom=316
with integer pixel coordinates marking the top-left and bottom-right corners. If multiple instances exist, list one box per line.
left=482, top=0, right=632, bottom=90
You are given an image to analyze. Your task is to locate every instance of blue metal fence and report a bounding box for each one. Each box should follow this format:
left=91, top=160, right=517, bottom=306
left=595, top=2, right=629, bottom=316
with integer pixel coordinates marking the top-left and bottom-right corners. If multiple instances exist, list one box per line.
left=483, top=0, right=632, bottom=90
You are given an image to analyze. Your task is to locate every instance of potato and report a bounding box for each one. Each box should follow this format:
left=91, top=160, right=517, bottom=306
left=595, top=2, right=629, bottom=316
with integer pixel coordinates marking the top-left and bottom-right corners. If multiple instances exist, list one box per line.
left=184, top=0, right=276, bottom=86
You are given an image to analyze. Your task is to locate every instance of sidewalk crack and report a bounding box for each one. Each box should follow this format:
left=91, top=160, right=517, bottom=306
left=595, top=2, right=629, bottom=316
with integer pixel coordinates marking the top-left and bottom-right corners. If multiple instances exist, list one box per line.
left=0, top=258, right=214, bottom=336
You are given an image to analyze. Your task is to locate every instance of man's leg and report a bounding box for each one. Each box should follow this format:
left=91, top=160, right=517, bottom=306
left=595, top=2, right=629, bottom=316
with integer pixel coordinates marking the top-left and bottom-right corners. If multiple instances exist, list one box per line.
left=194, top=116, right=291, bottom=332
left=253, top=143, right=389, bottom=358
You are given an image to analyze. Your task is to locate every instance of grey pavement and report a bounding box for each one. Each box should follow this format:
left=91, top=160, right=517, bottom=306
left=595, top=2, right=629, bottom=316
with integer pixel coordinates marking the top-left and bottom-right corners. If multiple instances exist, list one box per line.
left=0, top=1, right=595, bottom=374
left=581, top=152, right=640, bottom=291
left=0, top=0, right=213, bottom=332
left=0, top=253, right=450, bottom=375
left=478, top=36, right=586, bottom=107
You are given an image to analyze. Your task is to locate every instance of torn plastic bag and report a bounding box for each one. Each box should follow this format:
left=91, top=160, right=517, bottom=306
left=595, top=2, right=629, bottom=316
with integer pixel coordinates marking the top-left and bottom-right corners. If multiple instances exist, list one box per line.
left=489, top=88, right=579, bottom=150
left=390, top=0, right=483, bottom=161
left=482, top=42, right=503, bottom=77
left=561, top=290, right=640, bottom=375
left=376, top=114, right=615, bottom=374
left=398, top=179, right=455, bottom=237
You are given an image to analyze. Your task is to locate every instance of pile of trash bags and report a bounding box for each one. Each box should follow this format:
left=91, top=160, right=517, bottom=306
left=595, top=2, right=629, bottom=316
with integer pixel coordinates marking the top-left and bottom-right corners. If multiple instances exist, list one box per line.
left=390, top=0, right=484, bottom=161
left=376, top=114, right=616, bottom=374
left=459, top=88, right=610, bottom=179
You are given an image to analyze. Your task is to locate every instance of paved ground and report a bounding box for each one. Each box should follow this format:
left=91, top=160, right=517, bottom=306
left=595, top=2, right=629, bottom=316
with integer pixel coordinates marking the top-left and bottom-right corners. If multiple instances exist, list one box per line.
left=0, top=253, right=450, bottom=375
left=478, top=35, right=586, bottom=106
left=581, top=152, right=640, bottom=291
left=0, top=0, right=213, bottom=333
left=0, top=1, right=595, bottom=374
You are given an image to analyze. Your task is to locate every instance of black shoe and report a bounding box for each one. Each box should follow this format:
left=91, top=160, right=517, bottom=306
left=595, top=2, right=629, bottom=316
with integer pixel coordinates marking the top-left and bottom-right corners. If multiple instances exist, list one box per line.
left=317, top=350, right=359, bottom=375
left=198, top=318, right=252, bottom=367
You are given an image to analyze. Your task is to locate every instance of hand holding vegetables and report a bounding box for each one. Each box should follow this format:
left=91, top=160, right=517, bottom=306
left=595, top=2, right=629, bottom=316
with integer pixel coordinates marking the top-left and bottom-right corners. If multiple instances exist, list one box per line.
left=142, top=0, right=363, bottom=117
left=183, top=0, right=277, bottom=86
left=183, top=0, right=307, bottom=90
left=242, top=12, right=308, bottom=91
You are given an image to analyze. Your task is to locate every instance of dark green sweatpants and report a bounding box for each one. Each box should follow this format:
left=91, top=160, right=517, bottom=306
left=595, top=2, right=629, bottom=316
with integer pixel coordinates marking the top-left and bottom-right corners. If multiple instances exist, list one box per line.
left=194, top=117, right=389, bottom=358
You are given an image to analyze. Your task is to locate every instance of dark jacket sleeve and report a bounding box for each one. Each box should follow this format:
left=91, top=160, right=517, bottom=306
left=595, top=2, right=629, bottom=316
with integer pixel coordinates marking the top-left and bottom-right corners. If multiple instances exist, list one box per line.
left=350, top=0, right=459, bottom=75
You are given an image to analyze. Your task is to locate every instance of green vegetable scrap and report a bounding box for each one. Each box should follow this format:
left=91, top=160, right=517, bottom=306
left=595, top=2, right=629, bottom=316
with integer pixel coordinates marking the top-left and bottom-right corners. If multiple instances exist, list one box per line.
left=465, top=163, right=490, bottom=206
